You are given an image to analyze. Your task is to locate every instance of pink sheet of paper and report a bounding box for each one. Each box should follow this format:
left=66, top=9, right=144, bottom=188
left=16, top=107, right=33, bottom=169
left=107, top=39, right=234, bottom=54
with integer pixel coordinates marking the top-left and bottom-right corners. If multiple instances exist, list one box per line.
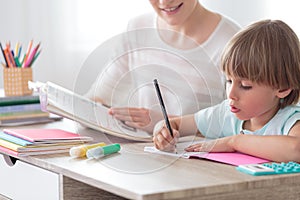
left=0, top=146, right=18, bottom=156
left=3, top=129, right=92, bottom=143
left=189, top=152, right=269, bottom=166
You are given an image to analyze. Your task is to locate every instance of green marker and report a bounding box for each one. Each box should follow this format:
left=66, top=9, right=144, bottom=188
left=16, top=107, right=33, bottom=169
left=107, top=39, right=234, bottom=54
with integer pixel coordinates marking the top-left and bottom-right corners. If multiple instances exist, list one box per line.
left=86, top=143, right=121, bottom=159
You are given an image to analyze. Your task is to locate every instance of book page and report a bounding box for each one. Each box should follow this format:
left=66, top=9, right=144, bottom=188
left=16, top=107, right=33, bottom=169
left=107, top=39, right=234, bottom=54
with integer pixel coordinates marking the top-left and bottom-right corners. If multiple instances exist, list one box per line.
left=144, top=139, right=205, bottom=158
left=43, top=82, right=152, bottom=141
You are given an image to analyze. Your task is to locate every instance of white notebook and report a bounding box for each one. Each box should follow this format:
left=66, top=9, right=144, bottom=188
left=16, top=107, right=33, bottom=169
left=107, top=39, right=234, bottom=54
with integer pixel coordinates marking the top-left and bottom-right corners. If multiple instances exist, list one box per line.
left=29, top=81, right=152, bottom=142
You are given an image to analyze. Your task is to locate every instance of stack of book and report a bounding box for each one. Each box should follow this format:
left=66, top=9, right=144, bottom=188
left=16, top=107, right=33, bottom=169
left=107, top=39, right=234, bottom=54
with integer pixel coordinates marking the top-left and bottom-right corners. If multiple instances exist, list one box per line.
left=0, top=129, right=93, bottom=156
left=0, top=94, right=59, bottom=126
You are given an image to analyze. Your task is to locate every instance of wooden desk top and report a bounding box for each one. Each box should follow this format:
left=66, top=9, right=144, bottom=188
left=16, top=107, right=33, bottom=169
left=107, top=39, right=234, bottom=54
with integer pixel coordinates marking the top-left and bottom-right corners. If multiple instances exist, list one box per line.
left=2, top=119, right=300, bottom=200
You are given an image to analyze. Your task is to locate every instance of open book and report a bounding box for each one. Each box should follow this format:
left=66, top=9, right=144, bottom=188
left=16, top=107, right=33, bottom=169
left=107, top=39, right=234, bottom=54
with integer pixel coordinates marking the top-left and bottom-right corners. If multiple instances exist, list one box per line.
left=28, top=81, right=152, bottom=142
left=144, top=139, right=269, bottom=166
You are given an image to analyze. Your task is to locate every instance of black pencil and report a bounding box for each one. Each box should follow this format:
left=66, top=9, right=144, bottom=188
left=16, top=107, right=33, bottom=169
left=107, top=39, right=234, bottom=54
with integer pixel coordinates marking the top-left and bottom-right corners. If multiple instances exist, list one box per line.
left=0, top=42, right=8, bottom=67
left=153, top=79, right=173, bottom=137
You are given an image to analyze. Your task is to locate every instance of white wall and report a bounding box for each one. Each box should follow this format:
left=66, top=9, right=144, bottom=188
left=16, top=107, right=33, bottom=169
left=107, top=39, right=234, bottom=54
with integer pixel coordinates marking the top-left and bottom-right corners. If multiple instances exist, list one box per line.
left=0, top=0, right=152, bottom=91
left=202, top=0, right=299, bottom=32
left=1, top=0, right=299, bottom=91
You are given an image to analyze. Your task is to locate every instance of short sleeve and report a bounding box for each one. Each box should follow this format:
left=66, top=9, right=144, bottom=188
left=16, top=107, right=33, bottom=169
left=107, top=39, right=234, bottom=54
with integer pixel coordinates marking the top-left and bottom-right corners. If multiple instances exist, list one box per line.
left=263, top=105, right=300, bottom=135
left=283, top=110, right=300, bottom=135
left=194, top=100, right=228, bottom=138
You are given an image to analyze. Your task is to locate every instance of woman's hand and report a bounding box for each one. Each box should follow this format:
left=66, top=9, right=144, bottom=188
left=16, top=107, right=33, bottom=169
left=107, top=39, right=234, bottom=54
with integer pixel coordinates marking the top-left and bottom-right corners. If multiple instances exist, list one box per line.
left=152, top=120, right=179, bottom=152
left=108, top=107, right=164, bottom=133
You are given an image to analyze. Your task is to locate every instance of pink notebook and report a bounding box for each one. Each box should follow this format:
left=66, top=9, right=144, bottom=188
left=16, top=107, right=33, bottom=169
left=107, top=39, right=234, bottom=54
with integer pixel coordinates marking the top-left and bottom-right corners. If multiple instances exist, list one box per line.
left=189, top=152, right=269, bottom=166
left=3, top=129, right=92, bottom=143
left=144, top=146, right=269, bottom=166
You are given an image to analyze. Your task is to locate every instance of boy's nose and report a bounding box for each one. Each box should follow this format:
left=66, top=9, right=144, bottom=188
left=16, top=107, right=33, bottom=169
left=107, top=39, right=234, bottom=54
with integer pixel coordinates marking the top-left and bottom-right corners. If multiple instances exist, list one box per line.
left=227, top=86, right=238, bottom=100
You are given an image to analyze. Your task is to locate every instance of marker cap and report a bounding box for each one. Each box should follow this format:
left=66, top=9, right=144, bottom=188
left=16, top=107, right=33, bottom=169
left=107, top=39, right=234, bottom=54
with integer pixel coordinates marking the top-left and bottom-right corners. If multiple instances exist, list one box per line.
left=86, top=143, right=121, bottom=159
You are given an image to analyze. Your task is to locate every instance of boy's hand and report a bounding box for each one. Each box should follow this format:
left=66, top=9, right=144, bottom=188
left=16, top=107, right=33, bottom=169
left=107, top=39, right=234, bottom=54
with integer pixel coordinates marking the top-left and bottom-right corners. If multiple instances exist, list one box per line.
left=152, top=121, right=179, bottom=152
left=185, top=136, right=235, bottom=152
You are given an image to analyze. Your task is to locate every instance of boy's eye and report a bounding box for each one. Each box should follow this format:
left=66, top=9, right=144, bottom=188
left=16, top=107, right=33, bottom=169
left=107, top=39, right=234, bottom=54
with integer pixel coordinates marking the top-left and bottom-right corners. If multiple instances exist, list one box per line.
left=226, top=79, right=252, bottom=90
left=226, top=80, right=232, bottom=84
left=240, top=84, right=252, bottom=90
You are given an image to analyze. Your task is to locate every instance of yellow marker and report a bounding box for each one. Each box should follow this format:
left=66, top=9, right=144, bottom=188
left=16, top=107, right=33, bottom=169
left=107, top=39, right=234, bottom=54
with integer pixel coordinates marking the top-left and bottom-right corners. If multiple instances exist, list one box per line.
left=69, top=142, right=106, bottom=158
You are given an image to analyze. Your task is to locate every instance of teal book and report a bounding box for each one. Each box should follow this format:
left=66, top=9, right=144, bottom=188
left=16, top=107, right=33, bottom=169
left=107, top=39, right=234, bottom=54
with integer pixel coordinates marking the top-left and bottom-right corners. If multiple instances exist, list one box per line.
left=0, top=131, right=33, bottom=146
left=0, top=95, right=40, bottom=107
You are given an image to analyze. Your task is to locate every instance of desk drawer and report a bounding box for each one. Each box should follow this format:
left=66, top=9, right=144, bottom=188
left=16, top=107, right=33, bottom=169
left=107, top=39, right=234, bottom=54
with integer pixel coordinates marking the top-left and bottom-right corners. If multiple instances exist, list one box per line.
left=0, top=154, right=59, bottom=200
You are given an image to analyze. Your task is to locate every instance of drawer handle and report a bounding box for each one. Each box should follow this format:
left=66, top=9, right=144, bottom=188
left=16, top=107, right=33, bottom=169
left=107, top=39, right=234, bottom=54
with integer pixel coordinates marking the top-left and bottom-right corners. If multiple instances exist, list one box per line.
left=3, top=155, right=18, bottom=166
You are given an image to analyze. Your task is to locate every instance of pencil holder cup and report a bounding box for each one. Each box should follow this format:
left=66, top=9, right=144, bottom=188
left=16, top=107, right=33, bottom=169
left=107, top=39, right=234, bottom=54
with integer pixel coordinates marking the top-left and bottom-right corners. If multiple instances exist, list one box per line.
left=3, top=67, right=33, bottom=96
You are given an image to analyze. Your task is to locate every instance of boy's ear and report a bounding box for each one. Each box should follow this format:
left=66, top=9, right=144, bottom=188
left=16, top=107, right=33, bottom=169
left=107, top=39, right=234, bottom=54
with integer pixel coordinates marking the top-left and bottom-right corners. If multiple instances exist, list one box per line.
left=276, top=88, right=292, bottom=98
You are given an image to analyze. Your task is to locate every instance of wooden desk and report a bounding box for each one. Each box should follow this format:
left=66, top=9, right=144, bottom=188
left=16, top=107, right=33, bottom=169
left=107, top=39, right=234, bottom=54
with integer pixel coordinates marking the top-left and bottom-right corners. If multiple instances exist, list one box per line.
left=1, top=119, right=300, bottom=200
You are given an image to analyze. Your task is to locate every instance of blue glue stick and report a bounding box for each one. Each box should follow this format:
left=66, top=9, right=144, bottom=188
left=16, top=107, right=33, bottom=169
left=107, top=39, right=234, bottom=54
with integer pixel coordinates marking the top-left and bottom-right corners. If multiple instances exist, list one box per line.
left=86, top=143, right=121, bottom=159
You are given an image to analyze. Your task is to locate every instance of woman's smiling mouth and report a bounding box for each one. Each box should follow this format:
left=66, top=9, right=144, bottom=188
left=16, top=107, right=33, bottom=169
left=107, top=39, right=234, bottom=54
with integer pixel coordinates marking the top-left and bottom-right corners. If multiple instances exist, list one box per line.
left=161, top=3, right=183, bottom=14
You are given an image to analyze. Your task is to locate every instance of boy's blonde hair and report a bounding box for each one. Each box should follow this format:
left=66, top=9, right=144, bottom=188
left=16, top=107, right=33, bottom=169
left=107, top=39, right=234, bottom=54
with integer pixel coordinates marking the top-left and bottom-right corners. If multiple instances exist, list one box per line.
left=221, top=19, right=300, bottom=108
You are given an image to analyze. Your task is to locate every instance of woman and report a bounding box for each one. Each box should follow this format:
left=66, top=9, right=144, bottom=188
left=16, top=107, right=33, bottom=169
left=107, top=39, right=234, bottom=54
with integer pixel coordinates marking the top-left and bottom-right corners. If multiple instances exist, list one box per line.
left=86, top=0, right=240, bottom=133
